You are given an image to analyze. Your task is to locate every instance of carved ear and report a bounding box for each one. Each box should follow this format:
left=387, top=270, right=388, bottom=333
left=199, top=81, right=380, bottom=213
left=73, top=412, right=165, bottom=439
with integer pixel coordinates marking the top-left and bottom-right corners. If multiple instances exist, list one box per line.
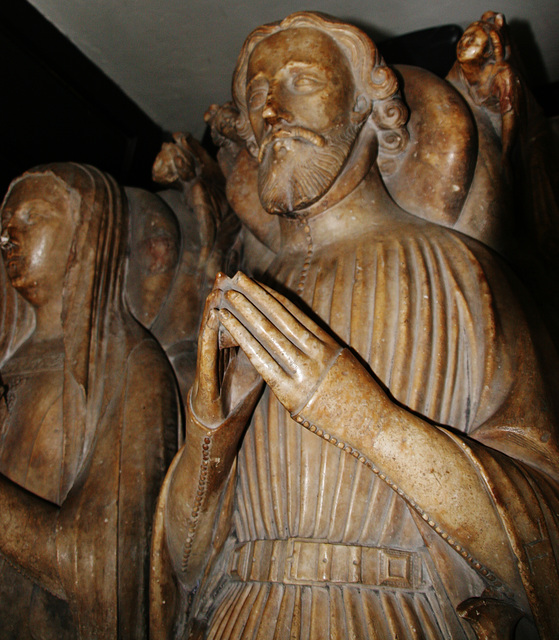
left=494, top=13, right=505, bottom=29
left=351, top=94, right=371, bottom=123
left=247, top=138, right=259, bottom=159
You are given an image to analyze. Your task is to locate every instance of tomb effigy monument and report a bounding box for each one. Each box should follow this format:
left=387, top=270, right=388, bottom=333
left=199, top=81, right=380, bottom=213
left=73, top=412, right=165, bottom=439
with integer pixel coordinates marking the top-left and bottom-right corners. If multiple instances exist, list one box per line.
left=0, top=163, right=180, bottom=638
left=127, top=132, right=238, bottom=396
left=153, top=12, right=559, bottom=640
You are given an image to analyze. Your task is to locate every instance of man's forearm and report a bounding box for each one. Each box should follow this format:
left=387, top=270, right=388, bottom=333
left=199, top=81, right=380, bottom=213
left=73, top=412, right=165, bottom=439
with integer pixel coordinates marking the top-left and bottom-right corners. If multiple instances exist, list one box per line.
left=164, top=396, right=244, bottom=589
left=292, top=348, right=521, bottom=592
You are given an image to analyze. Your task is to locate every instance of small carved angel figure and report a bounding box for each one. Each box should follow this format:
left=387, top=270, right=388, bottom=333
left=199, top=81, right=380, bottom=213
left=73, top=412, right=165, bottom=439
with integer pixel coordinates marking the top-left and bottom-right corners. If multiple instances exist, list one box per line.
left=453, top=12, right=521, bottom=162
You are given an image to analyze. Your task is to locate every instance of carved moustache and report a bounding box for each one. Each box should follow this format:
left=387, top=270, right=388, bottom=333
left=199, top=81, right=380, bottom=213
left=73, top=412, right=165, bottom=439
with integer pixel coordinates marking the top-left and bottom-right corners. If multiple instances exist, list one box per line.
left=258, top=127, right=326, bottom=164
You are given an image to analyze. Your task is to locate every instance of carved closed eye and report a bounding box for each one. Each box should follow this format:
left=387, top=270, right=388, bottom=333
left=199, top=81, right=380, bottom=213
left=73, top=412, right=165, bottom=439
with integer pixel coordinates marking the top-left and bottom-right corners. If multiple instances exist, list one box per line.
left=23, top=209, right=40, bottom=223
left=9, top=205, right=53, bottom=226
left=290, top=74, right=326, bottom=93
left=18, top=209, right=47, bottom=226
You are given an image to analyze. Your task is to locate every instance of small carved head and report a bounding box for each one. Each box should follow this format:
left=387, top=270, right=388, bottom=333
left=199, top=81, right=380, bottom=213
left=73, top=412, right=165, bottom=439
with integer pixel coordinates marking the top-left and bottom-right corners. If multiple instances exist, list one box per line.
left=125, top=188, right=181, bottom=327
left=457, top=16, right=507, bottom=66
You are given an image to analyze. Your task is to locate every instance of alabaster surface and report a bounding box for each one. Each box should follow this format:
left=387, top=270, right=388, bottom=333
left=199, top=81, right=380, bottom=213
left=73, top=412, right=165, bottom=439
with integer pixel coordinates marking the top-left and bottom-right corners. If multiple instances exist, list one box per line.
left=153, top=11, right=559, bottom=640
left=126, top=133, right=239, bottom=396
left=0, top=163, right=180, bottom=638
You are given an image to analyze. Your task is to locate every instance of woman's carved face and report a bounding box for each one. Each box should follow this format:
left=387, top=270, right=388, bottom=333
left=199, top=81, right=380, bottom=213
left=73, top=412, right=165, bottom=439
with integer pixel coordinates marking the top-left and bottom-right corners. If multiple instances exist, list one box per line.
left=0, top=176, right=77, bottom=306
left=126, top=190, right=180, bottom=327
left=457, top=25, right=491, bottom=64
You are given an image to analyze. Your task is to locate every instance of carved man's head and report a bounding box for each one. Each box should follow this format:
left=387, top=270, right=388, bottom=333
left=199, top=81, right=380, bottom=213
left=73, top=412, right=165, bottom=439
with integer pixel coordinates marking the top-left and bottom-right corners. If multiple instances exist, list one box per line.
left=232, top=12, right=408, bottom=216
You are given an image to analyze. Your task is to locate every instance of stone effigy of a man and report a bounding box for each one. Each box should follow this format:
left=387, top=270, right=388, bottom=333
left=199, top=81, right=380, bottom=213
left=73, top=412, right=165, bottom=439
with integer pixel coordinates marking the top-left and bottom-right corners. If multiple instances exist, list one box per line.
left=152, top=12, right=559, bottom=640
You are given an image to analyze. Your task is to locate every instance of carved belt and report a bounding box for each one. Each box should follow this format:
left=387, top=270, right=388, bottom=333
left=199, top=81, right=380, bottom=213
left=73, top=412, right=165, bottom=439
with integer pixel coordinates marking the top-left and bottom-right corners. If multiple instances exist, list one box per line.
left=229, top=539, right=424, bottom=589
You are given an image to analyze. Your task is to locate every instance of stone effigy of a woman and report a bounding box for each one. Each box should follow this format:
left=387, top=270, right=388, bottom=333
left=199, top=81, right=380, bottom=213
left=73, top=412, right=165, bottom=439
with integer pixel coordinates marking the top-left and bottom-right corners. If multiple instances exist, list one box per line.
left=0, top=163, right=180, bottom=638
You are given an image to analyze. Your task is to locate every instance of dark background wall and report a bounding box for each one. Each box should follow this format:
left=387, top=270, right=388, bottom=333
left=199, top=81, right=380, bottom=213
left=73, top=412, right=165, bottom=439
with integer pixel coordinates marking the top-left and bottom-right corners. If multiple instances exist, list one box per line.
left=0, top=1, right=165, bottom=197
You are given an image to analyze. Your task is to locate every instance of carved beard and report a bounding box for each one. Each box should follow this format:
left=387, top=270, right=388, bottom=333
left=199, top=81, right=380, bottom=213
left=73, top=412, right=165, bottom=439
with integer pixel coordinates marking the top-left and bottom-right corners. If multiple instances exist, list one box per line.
left=257, top=121, right=360, bottom=217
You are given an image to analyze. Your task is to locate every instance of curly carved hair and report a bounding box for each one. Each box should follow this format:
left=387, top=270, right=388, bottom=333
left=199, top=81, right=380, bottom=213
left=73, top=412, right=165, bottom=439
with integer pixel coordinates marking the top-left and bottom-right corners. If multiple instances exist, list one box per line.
left=231, top=12, right=409, bottom=158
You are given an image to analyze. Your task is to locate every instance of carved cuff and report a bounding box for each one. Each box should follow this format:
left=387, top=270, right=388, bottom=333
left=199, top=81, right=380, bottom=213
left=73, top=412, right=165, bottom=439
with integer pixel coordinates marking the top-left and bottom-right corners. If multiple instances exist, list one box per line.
left=290, top=348, right=383, bottom=452
left=178, top=391, right=238, bottom=576
left=186, top=389, right=217, bottom=437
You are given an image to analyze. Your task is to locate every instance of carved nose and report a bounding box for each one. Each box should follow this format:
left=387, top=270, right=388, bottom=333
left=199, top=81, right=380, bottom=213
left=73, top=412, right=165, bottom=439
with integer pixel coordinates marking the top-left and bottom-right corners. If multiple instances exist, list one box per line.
left=0, top=229, right=11, bottom=250
left=262, top=102, right=277, bottom=121
left=262, top=89, right=290, bottom=125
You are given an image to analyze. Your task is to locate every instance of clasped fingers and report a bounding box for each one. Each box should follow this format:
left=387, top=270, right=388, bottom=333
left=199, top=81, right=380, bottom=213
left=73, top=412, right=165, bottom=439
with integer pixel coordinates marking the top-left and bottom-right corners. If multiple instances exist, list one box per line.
left=218, top=280, right=342, bottom=414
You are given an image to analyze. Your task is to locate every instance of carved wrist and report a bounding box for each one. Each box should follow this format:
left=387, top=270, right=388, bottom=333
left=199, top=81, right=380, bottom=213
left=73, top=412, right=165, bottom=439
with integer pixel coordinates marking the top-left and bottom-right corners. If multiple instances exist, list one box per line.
left=185, top=390, right=242, bottom=474
left=166, top=392, right=242, bottom=578
left=291, top=348, right=389, bottom=451
left=290, top=350, right=507, bottom=592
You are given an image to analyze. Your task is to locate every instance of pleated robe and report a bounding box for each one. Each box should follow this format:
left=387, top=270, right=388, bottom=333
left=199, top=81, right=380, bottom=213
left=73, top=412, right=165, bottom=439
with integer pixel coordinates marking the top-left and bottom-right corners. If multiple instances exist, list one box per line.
left=194, top=211, right=559, bottom=640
